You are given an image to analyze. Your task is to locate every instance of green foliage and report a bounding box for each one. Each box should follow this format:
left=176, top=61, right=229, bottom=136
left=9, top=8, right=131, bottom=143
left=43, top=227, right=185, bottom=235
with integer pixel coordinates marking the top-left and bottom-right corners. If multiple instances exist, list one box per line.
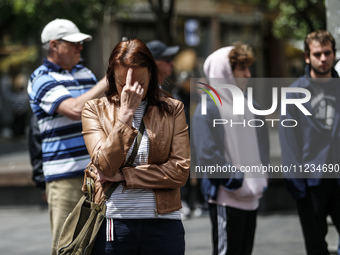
left=229, top=0, right=325, bottom=40
left=0, top=0, right=123, bottom=44
left=268, top=0, right=325, bottom=40
left=0, top=0, right=327, bottom=43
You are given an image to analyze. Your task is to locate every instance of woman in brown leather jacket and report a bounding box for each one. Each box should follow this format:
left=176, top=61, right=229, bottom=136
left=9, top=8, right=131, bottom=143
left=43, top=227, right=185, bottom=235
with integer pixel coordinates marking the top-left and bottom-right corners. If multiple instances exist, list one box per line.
left=81, top=39, right=190, bottom=255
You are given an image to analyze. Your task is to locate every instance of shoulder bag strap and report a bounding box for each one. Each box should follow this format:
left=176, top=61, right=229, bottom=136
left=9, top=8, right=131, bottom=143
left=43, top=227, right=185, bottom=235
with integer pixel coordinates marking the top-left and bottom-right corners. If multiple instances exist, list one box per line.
left=104, top=181, right=121, bottom=199
left=125, top=118, right=145, bottom=167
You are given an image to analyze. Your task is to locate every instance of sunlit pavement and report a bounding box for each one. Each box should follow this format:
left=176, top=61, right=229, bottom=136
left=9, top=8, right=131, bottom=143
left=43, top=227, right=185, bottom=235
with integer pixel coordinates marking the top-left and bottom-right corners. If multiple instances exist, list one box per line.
left=0, top=206, right=338, bottom=255
left=0, top=140, right=338, bottom=255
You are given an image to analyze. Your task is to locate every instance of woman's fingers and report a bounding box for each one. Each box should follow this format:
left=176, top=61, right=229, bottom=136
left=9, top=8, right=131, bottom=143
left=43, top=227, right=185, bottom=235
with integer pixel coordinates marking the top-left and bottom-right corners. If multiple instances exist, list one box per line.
left=136, top=83, right=143, bottom=95
left=124, top=68, right=143, bottom=98
left=132, top=81, right=139, bottom=92
left=119, top=68, right=144, bottom=123
left=124, top=81, right=143, bottom=99
left=123, top=80, right=141, bottom=95
left=126, top=68, right=133, bottom=87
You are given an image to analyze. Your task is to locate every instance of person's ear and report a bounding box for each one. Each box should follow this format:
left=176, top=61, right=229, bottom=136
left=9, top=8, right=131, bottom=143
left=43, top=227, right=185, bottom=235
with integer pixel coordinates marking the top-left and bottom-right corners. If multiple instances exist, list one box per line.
left=50, top=40, right=58, bottom=51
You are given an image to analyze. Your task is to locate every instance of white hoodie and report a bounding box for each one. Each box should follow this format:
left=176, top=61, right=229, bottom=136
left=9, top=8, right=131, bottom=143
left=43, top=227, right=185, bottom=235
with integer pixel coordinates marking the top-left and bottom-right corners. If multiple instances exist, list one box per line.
left=203, top=46, right=267, bottom=210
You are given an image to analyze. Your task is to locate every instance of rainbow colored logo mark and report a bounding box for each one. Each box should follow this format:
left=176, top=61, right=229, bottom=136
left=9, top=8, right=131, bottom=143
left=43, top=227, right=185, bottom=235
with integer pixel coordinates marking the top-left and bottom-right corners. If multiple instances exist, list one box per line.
left=196, top=82, right=222, bottom=106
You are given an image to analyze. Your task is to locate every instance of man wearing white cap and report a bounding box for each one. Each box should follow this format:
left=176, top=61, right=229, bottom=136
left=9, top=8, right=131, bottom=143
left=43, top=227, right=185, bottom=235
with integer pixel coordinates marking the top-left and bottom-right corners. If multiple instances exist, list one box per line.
left=27, top=18, right=107, bottom=255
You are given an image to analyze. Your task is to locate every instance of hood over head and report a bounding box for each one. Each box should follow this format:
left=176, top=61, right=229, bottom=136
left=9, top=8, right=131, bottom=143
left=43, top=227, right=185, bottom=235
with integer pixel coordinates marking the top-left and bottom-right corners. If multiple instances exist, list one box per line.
left=203, top=46, right=235, bottom=84
left=202, top=46, right=236, bottom=105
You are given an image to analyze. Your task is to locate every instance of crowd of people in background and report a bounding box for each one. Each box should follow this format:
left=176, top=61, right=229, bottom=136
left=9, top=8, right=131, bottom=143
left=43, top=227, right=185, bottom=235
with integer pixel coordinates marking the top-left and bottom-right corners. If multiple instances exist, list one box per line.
left=21, top=17, right=340, bottom=255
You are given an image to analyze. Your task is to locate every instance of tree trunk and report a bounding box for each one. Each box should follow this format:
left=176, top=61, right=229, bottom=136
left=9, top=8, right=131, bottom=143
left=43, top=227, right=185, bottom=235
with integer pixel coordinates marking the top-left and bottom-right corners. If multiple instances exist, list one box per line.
left=148, top=0, right=175, bottom=45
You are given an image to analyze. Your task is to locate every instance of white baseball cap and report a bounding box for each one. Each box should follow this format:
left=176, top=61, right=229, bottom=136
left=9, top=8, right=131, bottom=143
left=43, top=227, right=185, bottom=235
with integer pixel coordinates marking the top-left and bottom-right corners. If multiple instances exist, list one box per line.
left=41, top=18, right=92, bottom=44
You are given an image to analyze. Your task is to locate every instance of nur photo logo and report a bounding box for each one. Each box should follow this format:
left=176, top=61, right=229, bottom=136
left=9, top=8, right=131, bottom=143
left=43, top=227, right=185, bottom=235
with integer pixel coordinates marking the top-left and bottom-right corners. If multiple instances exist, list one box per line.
left=196, top=81, right=312, bottom=128
left=196, top=82, right=222, bottom=107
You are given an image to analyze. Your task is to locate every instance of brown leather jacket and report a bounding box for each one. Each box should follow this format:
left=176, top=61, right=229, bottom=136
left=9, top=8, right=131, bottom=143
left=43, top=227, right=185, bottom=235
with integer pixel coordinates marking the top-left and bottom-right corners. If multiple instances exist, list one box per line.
left=81, top=96, right=190, bottom=214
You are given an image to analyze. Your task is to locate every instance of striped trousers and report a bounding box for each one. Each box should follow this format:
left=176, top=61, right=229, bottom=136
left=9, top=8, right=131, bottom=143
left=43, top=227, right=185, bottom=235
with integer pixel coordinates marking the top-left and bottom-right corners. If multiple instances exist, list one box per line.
left=209, top=203, right=257, bottom=255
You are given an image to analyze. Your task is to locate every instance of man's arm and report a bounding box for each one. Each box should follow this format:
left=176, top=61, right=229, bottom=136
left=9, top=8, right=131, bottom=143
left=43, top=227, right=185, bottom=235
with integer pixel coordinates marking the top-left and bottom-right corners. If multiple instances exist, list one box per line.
left=56, top=76, right=107, bottom=120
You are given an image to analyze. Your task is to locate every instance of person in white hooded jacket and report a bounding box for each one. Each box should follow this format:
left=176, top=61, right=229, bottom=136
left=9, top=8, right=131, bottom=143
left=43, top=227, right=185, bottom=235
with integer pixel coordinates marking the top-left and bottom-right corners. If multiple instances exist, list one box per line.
left=192, top=42, right=269, bottom=255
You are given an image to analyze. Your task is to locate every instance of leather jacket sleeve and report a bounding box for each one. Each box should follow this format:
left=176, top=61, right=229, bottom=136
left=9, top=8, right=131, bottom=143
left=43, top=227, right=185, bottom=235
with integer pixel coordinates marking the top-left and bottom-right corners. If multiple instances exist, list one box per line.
left=122, top=100, right=190, bottom=189
left=82, top=99, right=138, bottom=177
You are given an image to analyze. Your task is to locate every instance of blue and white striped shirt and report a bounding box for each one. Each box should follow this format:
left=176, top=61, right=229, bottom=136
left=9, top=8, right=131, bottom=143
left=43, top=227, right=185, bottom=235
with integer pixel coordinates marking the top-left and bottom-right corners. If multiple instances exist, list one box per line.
left=27, top=59, right=97, bottom=182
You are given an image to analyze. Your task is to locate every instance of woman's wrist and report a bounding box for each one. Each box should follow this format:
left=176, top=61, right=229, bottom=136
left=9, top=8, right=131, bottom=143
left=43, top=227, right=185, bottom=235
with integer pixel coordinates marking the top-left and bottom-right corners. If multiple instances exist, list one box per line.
left=118, top=108, right=134, bottom=127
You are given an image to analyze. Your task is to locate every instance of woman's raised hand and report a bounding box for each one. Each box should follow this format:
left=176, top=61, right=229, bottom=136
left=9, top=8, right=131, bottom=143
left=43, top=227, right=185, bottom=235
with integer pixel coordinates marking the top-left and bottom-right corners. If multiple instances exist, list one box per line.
left=118, top=68, right=144, bottom=127
left=121, top=68, right=144, bottom=112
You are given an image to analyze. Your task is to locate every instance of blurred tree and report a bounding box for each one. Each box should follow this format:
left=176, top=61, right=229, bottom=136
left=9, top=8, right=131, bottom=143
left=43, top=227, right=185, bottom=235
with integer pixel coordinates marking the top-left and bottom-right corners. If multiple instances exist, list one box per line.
left=236, top=0, right=325, bottom=40
left=148, top=0, right=175, bottom=45
left=268, top=0, right=325, bottom=40
left=0, top=0, right=124, bottom=45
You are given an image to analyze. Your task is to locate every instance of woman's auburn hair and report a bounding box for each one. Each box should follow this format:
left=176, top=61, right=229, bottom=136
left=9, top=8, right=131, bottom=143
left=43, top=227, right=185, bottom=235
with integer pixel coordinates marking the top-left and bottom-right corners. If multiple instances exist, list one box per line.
left=105, top=39, right=172, bottom=114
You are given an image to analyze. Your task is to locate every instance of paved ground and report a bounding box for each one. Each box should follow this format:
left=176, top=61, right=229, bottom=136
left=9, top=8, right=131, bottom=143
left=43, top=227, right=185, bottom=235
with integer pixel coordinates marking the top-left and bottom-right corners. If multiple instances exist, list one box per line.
left=0, top=138, right=338, bottom=254
left=185, top=211, right=337, bottom=255
left=0, top=206, right=338, bottom=255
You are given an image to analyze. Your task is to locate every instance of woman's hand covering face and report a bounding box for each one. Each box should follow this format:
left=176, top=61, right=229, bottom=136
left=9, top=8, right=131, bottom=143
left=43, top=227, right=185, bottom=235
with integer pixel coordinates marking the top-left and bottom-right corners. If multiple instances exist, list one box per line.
left=115, top=67, right=150, bottom=127
left=120, top=68, right=144, bottom=114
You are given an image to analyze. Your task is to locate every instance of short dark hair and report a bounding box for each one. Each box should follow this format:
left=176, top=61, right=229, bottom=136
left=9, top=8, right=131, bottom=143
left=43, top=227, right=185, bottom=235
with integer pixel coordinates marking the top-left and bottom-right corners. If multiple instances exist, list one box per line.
left=304, top=30, right=336, bottom=56
left=228, top=42, right=254, bottom=71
